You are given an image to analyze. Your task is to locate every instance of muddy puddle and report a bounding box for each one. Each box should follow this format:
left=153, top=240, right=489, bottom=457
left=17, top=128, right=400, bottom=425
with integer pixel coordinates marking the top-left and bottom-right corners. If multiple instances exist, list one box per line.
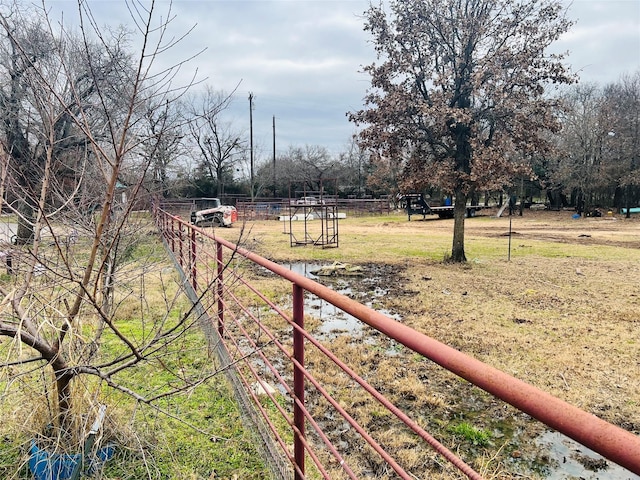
left=534, top=431, right=639, bottom=480
left=284, top=262, right=400, bottom=339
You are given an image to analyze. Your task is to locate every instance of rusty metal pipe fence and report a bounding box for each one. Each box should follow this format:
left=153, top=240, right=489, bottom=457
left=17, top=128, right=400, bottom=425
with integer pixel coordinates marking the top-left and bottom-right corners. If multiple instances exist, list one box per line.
left=153, top=208, right=640, bottom=479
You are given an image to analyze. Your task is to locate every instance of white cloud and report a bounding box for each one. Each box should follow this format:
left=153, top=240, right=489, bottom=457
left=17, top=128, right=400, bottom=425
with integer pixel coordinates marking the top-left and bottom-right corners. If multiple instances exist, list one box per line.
left=41, top=0, right=640, bottom=154
left=558, top=0, right=640, bottom=83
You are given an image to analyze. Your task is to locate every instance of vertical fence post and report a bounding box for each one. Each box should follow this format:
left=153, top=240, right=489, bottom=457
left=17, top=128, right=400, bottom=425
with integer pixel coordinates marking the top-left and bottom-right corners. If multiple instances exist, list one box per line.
left=216, top=241, right=224, bottom=337
left=292, top=284, right=305, bottom=480
left=204, top=239, right=210, bottom=302
left=190, top=226, right=197, bottom=292
left=178, top=223, right=184, bottom=268
left=170, top=217, right=175, bottom=252
left=508, top=216, right=512, bottom=261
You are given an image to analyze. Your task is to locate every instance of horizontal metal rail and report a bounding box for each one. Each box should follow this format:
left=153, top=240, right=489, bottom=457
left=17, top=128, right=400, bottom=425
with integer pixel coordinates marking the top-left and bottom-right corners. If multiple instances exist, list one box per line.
left=154, top=207, right=640, bottom=479
left=235, top=198, right=392, bottom=220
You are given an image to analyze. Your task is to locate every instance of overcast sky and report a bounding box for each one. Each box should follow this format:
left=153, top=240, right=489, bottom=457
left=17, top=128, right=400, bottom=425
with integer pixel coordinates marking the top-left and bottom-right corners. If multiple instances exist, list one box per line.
left=48, top=0, right=640, bottom=156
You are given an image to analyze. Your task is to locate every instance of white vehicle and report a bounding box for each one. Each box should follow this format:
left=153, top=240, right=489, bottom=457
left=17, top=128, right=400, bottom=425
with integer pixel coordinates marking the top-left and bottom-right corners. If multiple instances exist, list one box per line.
left=295, top=196, right=324, bottom=205
left=190, top=199, right=237, bottom=227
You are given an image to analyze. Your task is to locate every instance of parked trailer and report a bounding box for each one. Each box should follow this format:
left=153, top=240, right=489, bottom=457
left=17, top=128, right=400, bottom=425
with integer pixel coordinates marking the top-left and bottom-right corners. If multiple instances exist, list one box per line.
left=402, top=193, right=488, bottom=220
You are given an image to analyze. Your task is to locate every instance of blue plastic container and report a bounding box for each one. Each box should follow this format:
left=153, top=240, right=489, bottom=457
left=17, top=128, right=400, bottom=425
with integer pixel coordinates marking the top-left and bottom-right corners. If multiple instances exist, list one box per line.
left=29, top=441, right=81, bottom=480
left=29, top=441, right=115, bottom=480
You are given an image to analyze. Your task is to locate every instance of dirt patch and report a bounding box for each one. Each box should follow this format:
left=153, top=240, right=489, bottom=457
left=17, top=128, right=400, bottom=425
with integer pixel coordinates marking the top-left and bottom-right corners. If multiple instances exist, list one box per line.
left=471, top=210, right=640, bottom=248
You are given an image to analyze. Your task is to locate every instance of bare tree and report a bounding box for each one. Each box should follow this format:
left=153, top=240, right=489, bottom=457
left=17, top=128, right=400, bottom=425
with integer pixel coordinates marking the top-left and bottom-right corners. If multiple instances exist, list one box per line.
left=186, top=86, right=244, bottom=198
left=605, top=72, right=640, bottom=216
left=141, top=98, right=187, bottom=199
left=274, top=145, right=340, bottom=196
left=349, top=0, right=575, bottom=262
left=362, top=151, right=401, bottom=201
left=545, top=73, right=640, bottom=214
left=0, top=9, right=123, bottom=244
left=338, top=137, right=370, bottom=198
left=554, top=84, right=612, bottom=213
left=0, top=0, right=211, bottom=458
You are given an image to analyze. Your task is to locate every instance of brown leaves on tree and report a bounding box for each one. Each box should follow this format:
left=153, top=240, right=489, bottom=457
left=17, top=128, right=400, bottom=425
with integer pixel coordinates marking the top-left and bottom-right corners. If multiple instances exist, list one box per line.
left=349, top=0, right=576, bottom=261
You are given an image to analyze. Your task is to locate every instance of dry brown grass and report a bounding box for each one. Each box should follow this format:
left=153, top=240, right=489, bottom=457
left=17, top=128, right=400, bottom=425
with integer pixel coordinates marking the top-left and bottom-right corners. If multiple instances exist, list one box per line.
left=210, top=210, right=640, bottom=478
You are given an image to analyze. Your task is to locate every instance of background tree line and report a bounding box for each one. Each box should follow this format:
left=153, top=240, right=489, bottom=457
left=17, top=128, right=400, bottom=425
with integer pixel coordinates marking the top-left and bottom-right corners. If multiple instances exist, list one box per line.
left=144, top=72, right=640, bottom=214
left=544, top=74, right=640, bottom=214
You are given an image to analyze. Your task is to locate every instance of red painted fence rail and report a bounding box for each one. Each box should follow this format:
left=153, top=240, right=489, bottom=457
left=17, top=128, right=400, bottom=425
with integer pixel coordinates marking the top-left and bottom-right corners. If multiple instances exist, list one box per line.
left=154, top=208, right=640, bottom=479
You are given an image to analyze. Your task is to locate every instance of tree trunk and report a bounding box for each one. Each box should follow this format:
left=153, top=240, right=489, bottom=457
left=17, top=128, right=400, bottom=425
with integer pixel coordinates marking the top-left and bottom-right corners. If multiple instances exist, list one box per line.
left=16, top=199, right=34, bottom=245
left=216, top=165, right=223, bottom=198
left=55, top=369, right=73, bottom=429
left=625, top=184, right=632, bottom=219
left=451, top=189, right=467, bottom=262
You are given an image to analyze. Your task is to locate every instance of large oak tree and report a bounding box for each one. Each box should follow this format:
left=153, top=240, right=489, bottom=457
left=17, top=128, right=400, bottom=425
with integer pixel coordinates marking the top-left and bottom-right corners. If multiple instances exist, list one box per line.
left=350, top=0, right=575, bottom=261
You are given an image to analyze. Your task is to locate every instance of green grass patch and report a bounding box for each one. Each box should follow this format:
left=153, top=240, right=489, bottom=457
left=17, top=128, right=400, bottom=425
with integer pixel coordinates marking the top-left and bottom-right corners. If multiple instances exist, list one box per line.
left=0, top=215, right=269, bottom=479
left=448, top=422, right=492, bottom=447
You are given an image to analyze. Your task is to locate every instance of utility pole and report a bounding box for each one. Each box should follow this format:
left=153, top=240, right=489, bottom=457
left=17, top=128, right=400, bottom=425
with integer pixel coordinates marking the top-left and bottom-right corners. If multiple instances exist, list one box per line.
left=249, top=92, right=254, bottom=201
left=272, top=115, right=276, bottom=198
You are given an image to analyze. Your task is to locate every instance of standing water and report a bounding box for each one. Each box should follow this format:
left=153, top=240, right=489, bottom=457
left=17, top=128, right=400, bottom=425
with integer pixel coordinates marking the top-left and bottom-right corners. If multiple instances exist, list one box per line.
left=284, top=262, right=400, bottom=338
left=535, top=431, right=639, bottom=480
